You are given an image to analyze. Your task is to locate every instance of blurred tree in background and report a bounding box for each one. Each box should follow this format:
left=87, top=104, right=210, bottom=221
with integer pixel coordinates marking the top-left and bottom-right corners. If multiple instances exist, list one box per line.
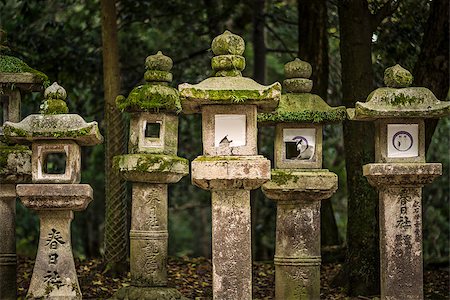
left=0, top=0, right=448, bottom=294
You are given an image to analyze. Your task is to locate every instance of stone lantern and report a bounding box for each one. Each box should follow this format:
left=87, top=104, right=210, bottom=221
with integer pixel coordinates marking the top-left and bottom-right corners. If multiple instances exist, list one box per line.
left=348, top=64, right=449, bottom=299
left=0, top=53, right=47, bottom=300
left=179, top=30, right=281, bottom=300
left=112, top=51, right=189, bottom=300
left=259, top=58, right=346, bottom=299
left=3, top=82, right=103, bottom=299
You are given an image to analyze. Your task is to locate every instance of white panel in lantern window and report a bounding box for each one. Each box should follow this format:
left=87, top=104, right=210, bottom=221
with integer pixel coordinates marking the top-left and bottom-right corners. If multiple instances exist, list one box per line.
left=387, top=124, right=418, bottom=158
left=214, top=114, right=246, bottom=147
left=283, top=128, right=316, bottom=161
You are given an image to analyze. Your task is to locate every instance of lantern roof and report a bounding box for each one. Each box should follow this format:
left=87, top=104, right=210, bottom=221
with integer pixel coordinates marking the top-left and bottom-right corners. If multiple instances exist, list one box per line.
left=179, top=30, right=281, bottom=113
left=0, top=55, right=48, bottom=91
left=3, top=82, right=103, bottom=146
left=348, top=64, right=450, bottom=121
left=258, top=58, right=346, bottom=124
left=116, top=51, right=181, bottom=113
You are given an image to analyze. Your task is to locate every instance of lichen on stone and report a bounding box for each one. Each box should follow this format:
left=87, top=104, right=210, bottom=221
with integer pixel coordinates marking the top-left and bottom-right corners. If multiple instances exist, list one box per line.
left=271, top=169, right=299, bottom=185
left=116, top=84, right=181, bottom=113
left=258, top=93, right=347, bottom=124
left=0, top=55, right=49, bottom=86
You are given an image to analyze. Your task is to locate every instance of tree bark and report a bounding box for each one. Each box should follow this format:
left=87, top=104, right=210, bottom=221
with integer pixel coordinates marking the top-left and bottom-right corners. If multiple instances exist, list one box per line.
left=338, top=0, right=380, bottom=295
left=100, top=0, right=128, bottom=273
left=413, top=0, right=449, bottom=152
left=298, top=0, right=340, bottom=247
left=253, top=0, right=266, bottom=84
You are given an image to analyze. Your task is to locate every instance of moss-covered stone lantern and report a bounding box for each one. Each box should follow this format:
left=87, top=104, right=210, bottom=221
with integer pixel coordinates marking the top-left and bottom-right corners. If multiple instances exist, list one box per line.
left=0, top=53, right=47, bottom=300
left=259, top=58, right=346, bottom=299
left=3, top=82, right=102, bottom=299
left=348, top=64, right=449, bottom=299
left=112, top=52, right=189, bottom=300
left=179, top=30, right=280, bottom=300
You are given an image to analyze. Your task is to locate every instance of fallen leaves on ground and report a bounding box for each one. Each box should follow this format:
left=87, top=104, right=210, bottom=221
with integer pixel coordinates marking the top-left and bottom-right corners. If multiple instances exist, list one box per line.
left=17, top=256, right=449, bottom=299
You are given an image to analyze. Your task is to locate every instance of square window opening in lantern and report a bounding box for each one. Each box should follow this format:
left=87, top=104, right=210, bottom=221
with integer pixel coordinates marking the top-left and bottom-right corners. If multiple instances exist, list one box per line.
left=145, top=122, right=161, bottom=139
left=43, top=152, right=67, bottom=175
left=214, top=114, right=247, bottom=148
left=283, top=128, right=316, bottom=161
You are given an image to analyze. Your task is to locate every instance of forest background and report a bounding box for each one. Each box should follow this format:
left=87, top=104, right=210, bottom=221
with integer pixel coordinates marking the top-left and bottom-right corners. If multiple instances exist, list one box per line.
left=0, top=0, right=448, bottom=296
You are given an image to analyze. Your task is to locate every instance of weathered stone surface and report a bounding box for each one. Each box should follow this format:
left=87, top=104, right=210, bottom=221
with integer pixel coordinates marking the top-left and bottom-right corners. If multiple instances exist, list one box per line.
left=113, top=154, right=189, bottom=183
left=0, top=54, right=47, bottom=90
left=130, top=183, right=168, bottom=287
left=262, top=169, right=337, bottom=300
left=211, top=30, right=245, bottom=56
left=211, top=190, right=252, bottom=300
left=145, top=51, right=173, bottom=72
left=117, top=52, right=181, bottom=113
left=201, top=105, right=258, bottom=156
left=284, top=58, right=312, bottom=79
left=179, top=31, right=280, bottom=113
left=283, top=78, right=313, bottom=93
left=128, top=113, right=179, bottom=155
left=262, top=169, right=337, bottom=201
left=111, top=286, right=188, bottom=300
left=0, top=184, right=16, bottom=300
left=191, top=155, right=271, bottom=190
left=3, top=114, right=103, bottom=146
left=258, top=88, right=346, bottom=124
left=384, top=64, right=413, bottom=88
left=116, top=84, right=181, bottom=113
left=31, top=141, right=81, bottom=184
left=348, top=66, right=450, bottom=121
left=378, top=186, right=423, bottom=299
left=364, top=162, right=441, bottom=299
left=0, top=145, right=31, bottom=183
left=179, top=77, right=281, bottom=113
left=363, top=163, right=442, bottom=186
left=25, top=210, right=81, bottom=299
left=0, top=90, right=21, bottom=129
left=17, top=184, right=93, bottom=211
left=211, top=55, right=245, bottom=73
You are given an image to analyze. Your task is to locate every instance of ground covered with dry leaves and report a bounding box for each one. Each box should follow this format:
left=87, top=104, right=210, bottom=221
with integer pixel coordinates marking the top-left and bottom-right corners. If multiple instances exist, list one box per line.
left=17, top=256, right=448, bottom=299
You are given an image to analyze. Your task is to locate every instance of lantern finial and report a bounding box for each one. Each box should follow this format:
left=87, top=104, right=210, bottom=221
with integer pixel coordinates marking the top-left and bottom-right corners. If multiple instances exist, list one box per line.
left=211, top=31, right=246, bottom=77
left=384, top=64, right=413, bottom=88
left=40, top=82, right=69, bottom=114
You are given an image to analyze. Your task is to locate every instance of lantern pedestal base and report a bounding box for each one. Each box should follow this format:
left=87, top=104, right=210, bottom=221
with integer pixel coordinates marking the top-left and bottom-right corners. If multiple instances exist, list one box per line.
left=262, top=169, right=338, bottom=300
left=0, top=184, right=17, bottom=300
left=364, top=163, right=442, bottom=300
left=16, top=184, right=93, bottom=299
left=112, top=286, right=188, bottom=300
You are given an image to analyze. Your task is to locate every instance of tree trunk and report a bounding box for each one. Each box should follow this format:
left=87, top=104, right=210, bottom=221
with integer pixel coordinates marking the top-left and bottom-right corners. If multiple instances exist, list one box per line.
left=338, top=0, right=380, bottom=295
left=100, top=0, right=128, bottom=273
left=413, top=0, right=449, bottom=152
left=298, top=0, right=340, bottom=247
left=253, top=0, right=266, bottom=84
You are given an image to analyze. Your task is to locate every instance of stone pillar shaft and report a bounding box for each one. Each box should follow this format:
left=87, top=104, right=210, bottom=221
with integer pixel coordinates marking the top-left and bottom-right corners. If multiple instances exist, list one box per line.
left=28, top=210, right=81, bottom=299
left=130, top=183, right=168, bottom=287
left=379, top=186, right=423, bottom=299
left=211, top=190, right=252, bottom=300
left=274, top=200, right=321, bottom=299
left=0, top=184, right=16, bottom=300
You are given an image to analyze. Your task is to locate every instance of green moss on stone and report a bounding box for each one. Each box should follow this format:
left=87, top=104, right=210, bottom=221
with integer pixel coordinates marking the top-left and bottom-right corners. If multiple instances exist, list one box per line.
left=116, top=84, right=181, bottom=113
left=0, top=55, right=49, bottom=86
left=3, top=125, right=93, bottom=139
left=385, top=93, right=423, bottom=106
left=258, top=93, right=346, bottom=123
left=40, top=99, right=69, bottom=115
left=195, top=156, right=242, bottom=162
left=114, top=154, right=188, bottom=173
left=271, top=169, right=299, bottom=185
